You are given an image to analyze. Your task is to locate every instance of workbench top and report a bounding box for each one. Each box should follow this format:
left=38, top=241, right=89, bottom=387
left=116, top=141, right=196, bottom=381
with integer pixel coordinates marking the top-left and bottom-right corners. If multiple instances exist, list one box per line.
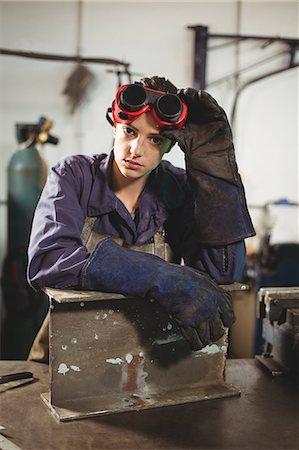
left=0, top=359, right=297, bottom=450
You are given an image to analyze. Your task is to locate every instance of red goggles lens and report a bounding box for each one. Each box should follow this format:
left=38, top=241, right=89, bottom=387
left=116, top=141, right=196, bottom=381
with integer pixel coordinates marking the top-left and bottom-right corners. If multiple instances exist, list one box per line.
left=110, top=84, right=187, bottom=130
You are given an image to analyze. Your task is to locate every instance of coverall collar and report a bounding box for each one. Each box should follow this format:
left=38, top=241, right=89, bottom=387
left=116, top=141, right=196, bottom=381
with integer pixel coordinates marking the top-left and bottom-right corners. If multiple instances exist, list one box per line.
left=87, top=151, right=168, bottom=237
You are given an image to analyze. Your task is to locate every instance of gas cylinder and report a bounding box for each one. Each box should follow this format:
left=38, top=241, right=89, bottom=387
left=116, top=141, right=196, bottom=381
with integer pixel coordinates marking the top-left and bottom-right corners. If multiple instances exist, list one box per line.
left=1, top=117, right=58, bottom=359
left=7, top=146, right=45, bottom=251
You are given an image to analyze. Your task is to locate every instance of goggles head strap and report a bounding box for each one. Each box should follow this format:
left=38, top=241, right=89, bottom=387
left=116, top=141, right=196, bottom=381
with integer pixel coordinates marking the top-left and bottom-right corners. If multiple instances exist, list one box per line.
left=106, top=107, right=114, bottom=126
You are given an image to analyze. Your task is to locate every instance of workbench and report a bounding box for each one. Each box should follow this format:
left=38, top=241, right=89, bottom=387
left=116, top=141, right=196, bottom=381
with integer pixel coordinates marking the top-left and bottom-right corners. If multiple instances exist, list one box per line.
left=0, top=359, right=297, bottom=450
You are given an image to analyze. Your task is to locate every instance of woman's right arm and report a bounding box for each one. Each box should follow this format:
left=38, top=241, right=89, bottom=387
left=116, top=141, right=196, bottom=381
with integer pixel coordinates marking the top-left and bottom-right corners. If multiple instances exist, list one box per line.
left=27, top=157, right=91, bottom=290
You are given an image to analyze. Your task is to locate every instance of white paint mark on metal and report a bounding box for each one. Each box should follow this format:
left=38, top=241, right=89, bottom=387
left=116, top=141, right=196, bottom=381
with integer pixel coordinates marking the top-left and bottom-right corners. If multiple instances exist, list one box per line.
left=196, top=344, right=226, bottom=355
left=113, top=321, right=119, bottom=326
left=139, top=351, right=144, bottom=357
left=79, top=302, right=85, bottom=307
left=106, top=358, right=123, bottom=365
left=94, top=334, right=99, bottom=340
left=125, top=353, right=133, bottom=364
left=108, top=309, right=114, bottom=314
left=71, top=337, right=78, bottom=344
left=167, top=322, right=173, bottom=330
left=95, top=313, right=101, bottom=320
left=58, top=363, right=70, bottom=375
left=70, top=365, right=80, bottom=372
left=153, top=334, right=184, bottom=345
left=61, top=345, right=68, bottom=351
left=102, top=313, right=108, bottom=319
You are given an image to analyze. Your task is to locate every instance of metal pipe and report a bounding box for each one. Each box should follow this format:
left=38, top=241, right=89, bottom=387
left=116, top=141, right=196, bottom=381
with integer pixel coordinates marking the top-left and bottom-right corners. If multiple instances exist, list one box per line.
left=207, top=50, right=288, bottom=88
left=234, top=1, right=242, bottom=90
left=0, top=48, right=129, bottom=68
left=231, top=62, right=299, bottom=126
left=203, top=31, right=299, bottom=46
left=192, top=25, right=208, bottom=90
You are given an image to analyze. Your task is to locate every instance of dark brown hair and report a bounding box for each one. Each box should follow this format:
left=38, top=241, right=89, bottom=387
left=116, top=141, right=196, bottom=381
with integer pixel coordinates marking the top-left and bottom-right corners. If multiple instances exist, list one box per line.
left=140, top=76, right=178, bottom=94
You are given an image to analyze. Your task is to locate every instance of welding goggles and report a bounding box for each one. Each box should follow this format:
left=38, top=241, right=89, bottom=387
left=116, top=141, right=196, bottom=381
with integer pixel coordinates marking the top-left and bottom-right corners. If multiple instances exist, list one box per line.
left=106, top=83, right=188, bottom=130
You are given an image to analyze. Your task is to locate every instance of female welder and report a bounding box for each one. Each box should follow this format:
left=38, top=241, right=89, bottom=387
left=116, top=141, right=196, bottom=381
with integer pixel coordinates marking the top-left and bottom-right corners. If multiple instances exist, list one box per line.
left=27, top=76, right=255, bottom=351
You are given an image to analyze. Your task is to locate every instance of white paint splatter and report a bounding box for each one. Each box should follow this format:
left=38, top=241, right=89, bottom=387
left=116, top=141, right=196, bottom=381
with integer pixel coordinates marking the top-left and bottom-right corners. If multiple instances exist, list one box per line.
left=58, top=363, right=70, bottom=375
left=61, top=345, right=68, bottom=351
left=125, top=353, right=133, bottom=364
left=139, top=351, right=144, bottom=357
left=221, top=345, right=227, bottom=354
left=109, top=309, right=114, bottom=315
left=94, top=334, right=99, bottom=340
left=71, top=337, right=78, bottom=344
left=79, top=302, right=85, bottom=307
left=106, top=358, right=123, bottom=365
left=113, top=321, right=119, bottom=326
left=102, top=313, right=108, bottom=319
left=95, top=313, right=100, bottom=320
left=70, top=365, right=80, bottom=372
left=153, top=334, right=184, bottom=345
left=166, top=322, right=173, bottom=330
left=196, top=344, right=227, bottom=355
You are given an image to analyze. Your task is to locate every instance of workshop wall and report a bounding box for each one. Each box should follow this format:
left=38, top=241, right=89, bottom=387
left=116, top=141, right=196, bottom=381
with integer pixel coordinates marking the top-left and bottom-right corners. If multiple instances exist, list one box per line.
left=0, top=1, right=298, bottom=330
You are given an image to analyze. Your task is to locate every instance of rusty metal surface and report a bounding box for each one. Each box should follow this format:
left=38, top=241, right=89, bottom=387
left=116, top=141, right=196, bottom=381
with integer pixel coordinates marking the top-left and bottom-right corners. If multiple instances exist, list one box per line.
left=0, top=359, right=298, bottom=450
left=44, top=288, right=127, bottom=303
left=257, top=286, right=299, bottom=376
left=44, top=282, right=248, bottom=304
left=258, top=286, right=299, bottom=321
left=267, top=297, right=299, bottom=322
left=255, top=354, right=288, bottom=376
left=42, top=383, right=239, bottom=422
left=43, top=284, right=248, bottom=421
left=258, top=287, right=299, bottom=325
left=286, top=308, right=299, bottom=327
left=47, top=293, right=238, bottom=421
left=258, top=286, right=299, bottom=299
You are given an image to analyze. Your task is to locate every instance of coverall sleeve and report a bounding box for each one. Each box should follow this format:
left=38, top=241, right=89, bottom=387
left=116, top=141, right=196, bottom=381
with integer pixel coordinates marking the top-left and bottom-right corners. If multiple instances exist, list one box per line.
left=166, top=179, right=246, bottom=285
left=186, top=241, right=246, bottom=284
left=27, top=159, right=90, bottom=290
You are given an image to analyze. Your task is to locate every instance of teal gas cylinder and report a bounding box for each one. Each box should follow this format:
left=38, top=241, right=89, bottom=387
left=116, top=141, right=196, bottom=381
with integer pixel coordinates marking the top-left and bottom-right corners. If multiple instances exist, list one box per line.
left=1, top=118, right=58, bottom=359
left=7, top=145, right=44, bottom=251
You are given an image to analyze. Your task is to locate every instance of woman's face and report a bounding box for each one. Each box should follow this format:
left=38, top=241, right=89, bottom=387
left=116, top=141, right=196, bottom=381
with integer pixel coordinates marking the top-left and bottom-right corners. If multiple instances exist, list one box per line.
left=112, top=112, right=172, bottom=182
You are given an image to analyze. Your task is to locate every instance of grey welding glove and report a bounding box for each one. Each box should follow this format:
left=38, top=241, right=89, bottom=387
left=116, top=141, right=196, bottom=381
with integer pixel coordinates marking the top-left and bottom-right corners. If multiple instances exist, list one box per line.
left=163, top=88, right=255, bottom=245
left=80, top=237, right=235, bottom=350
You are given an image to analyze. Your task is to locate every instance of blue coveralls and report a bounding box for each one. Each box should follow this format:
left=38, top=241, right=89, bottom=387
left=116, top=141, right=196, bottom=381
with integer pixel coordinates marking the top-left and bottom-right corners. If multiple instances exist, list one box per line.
left=27, top=151, right=246, bottom=290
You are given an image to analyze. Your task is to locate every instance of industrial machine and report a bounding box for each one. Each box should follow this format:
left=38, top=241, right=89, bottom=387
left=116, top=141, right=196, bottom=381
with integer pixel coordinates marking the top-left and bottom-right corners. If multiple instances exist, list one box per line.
left=256, top=287, right=299, bottom=377
left=1, top=117, right=58, bottom=359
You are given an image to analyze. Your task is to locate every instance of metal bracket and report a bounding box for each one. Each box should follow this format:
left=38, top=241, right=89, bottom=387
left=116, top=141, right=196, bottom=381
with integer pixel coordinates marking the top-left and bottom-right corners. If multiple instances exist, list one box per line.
left=41, top=285, right=243, bottom=422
